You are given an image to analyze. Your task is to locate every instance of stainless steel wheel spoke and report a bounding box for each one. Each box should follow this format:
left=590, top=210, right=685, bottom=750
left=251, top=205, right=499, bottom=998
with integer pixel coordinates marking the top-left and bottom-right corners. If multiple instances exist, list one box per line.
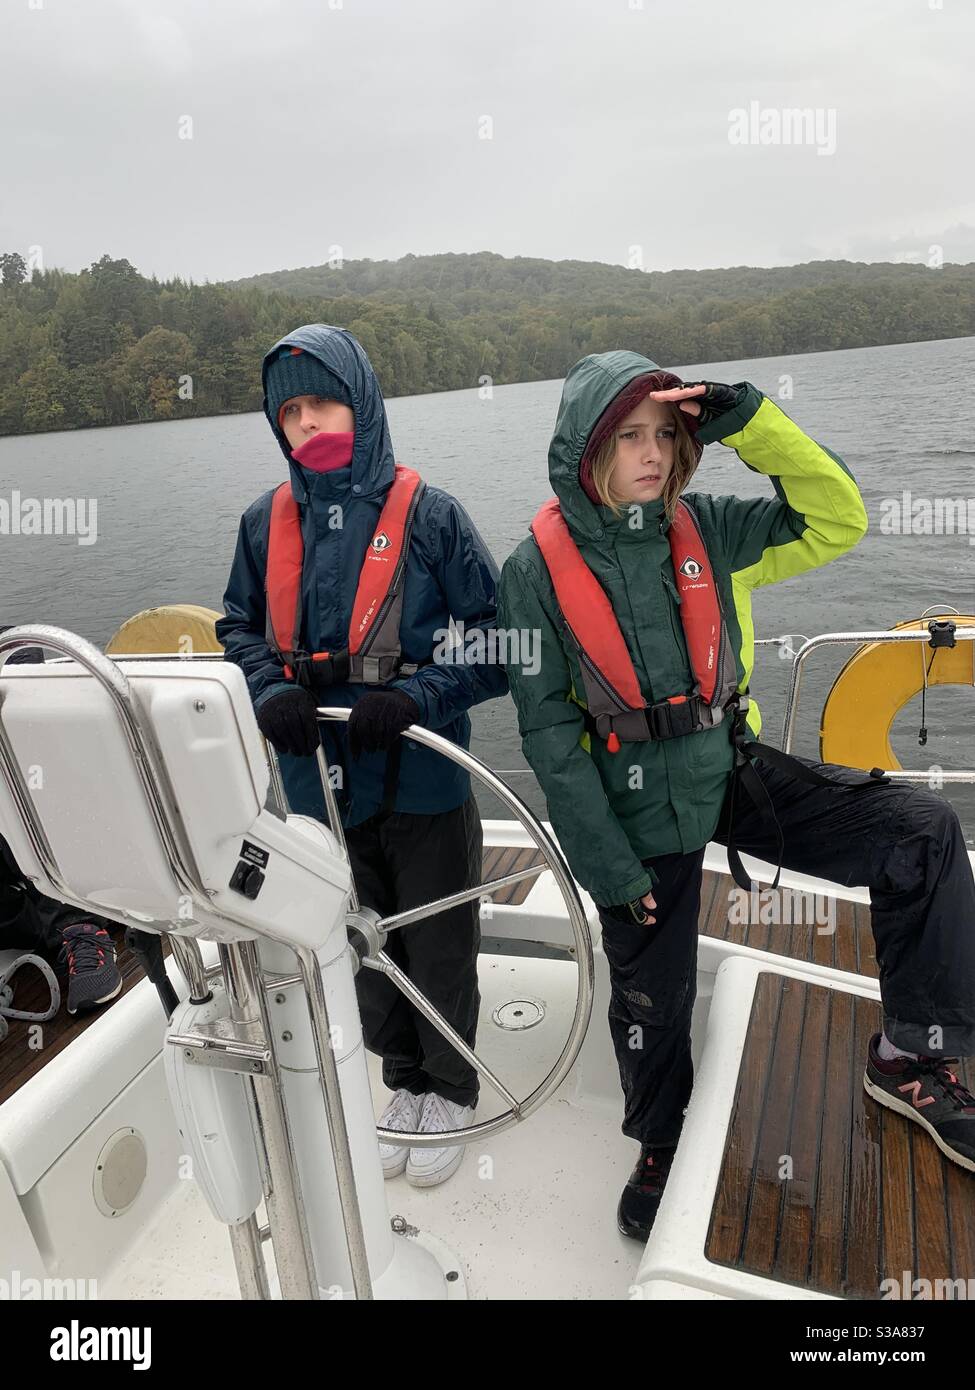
left=363, top=950, right=519, bottom=1114
left=377, top=863, right=545, bottom=933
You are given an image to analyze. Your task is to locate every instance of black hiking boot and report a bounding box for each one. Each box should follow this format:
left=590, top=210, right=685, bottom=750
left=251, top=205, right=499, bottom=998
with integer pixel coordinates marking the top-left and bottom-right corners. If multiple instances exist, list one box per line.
left=617, top=1143, right=677, bottom=1242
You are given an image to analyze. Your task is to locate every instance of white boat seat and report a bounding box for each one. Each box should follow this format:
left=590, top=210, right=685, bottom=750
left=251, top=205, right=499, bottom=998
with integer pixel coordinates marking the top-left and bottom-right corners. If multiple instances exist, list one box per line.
left=634, top=956, right=874, bottom=1300
left=632, top=954, right=975, bottom=1300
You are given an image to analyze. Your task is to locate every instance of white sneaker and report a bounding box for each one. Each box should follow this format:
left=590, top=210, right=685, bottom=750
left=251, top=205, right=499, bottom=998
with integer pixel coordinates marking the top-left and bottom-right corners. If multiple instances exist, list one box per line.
left=378, top=1089, right=422, bottom=1178
left=406, top=1093, right=475, bottom=1188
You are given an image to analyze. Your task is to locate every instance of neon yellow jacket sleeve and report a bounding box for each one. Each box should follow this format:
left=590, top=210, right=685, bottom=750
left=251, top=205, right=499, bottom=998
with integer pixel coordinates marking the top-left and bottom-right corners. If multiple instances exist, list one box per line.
left=694, top=385, right=868, bottom=589
left=689, top=384, right=868, bottom=738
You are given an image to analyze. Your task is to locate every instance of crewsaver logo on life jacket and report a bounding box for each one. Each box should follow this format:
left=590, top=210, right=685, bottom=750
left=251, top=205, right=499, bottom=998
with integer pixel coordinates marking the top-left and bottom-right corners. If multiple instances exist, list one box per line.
left=678, top=556, right=703, bottom=580
left=371, top=532, right=392, bottom=552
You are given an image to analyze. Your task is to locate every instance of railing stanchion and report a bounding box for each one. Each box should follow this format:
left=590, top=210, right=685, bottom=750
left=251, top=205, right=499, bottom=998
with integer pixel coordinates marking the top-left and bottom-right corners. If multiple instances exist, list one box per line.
left=220, top=941, right=320, bottom=1300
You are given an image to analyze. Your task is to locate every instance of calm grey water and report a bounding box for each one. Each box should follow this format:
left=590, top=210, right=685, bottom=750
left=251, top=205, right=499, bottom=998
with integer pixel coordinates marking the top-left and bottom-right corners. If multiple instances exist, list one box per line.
left=2, top=336, right=974, bottom=843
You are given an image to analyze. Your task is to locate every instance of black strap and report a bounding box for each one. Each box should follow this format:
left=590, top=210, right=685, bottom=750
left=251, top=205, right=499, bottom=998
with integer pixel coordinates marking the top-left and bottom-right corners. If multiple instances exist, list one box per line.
left=296, top=649, right=436, bottom=691
left=724, top=718, right=890, bottom=893
left=725, top=753, right=786, bottom=892
left=581, top=694, right=710, bottom=743
left=735, top=736, right=889, bottom=790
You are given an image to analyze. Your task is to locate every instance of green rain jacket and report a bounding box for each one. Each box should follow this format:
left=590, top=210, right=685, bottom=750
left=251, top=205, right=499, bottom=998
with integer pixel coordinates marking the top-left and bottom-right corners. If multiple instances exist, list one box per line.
left=497, top=351, right=868, bottom=908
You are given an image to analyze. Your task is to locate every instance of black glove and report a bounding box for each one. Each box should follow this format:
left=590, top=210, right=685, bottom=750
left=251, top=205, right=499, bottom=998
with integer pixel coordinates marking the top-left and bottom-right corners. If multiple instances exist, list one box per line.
left=256, top=687, right=321, bottom=757
left=347, top=690, right=420, bottom=759
left=679, top=380, right=745, bottom=427
left=599, top=897, right=655, bottom=926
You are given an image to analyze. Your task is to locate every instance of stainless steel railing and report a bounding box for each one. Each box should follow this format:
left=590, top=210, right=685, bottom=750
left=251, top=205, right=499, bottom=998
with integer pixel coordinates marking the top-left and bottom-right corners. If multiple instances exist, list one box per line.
left=773, top=624, right=975, bottom=781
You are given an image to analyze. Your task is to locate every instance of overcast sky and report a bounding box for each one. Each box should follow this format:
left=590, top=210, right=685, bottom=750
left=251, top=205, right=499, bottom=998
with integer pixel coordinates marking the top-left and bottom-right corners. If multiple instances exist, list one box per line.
left=2, top=0, right=973, bottom=283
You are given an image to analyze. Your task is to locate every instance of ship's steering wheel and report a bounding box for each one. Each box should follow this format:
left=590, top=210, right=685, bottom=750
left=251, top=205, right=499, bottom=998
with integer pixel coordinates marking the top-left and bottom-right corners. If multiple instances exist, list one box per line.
left=302, top=708, right=595, bottom=1149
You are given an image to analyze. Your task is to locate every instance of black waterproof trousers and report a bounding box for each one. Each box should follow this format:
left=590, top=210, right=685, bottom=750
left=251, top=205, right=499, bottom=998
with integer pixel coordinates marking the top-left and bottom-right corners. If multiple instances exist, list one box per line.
left=597, top=753, right=975, bottom=1146
left=346, top=795, right=482, bottom=1107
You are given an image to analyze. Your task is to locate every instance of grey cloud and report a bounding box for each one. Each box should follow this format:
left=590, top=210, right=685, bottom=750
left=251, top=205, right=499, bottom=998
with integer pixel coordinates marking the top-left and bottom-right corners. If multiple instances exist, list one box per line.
left=1, top=0, right=972, bottom=281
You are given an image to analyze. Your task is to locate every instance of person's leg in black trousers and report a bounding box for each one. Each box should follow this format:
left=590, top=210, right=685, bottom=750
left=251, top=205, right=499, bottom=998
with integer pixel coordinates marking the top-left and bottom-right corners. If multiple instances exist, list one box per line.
left=713, top=750, right=975, bottom=1171
left=346, top=796, right=482, bottom=1185
left=377, top=795, right=482, bottom=1108
left=1, top=833, right=76, bottom=958
left=346, top=815, right=428, bottom=1099
left=348, top=798, right=481, bottom=1104
left=598, top=847, right=708, bottom=1240
left=597, top=847, right=706, bottom=1147
left=713, top=753, right=975, bottom=1057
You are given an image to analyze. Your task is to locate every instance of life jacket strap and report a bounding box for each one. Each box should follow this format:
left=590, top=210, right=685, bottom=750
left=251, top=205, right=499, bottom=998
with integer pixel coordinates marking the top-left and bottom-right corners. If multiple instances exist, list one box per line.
left=288, top=650, right=350, bottom=689
left=290, top=647, right=423, bottom=689
left=351, top=654, right=421, bottom=684
left=587, top=690, right=743, bottom=745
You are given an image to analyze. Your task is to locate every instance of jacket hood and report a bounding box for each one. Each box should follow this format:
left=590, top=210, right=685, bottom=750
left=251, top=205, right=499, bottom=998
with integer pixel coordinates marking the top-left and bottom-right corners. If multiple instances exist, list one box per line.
left=262, top=324, right=395, bottom=501
left=548, top=350, right=702, bottom=542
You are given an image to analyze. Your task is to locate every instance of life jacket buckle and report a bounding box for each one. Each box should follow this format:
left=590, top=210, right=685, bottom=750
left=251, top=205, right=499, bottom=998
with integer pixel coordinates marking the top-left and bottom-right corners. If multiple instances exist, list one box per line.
left=291, top=650, right=350, bottom=689
left=309, top=649, right=350, bottom=688
left=647, top=695, right=698, bottom=740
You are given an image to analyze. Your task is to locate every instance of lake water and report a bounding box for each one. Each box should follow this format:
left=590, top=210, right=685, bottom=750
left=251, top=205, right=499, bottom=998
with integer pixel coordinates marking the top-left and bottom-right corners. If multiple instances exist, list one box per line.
left=2, top=336, right=974, bottom=842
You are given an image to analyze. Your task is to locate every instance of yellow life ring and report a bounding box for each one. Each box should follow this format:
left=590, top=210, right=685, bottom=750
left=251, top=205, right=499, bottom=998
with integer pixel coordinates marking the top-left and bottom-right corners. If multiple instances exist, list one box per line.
left=105, top=605, right=223, bottom=657
left=819, top=615, right=975, bottom=771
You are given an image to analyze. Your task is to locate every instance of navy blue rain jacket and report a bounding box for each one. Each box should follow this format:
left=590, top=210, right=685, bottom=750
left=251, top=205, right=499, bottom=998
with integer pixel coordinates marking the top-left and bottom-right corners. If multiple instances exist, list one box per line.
left=216, top=324, right=508, bottom=827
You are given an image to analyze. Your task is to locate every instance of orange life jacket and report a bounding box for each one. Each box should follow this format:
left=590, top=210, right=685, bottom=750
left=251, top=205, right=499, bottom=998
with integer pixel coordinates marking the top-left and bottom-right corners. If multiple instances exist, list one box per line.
left=530, top=497, right=742, bottom=751
left=265, top=464, right=426, bottom=686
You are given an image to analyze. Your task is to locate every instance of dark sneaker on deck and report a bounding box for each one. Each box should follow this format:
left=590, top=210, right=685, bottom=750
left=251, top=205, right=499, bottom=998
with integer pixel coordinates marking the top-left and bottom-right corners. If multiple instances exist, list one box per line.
left=617, top=1144, right=677, bottom=1242
left=59, top=923, right=122, bottom=1015
left=864, top=1033, right=975, bottom=1173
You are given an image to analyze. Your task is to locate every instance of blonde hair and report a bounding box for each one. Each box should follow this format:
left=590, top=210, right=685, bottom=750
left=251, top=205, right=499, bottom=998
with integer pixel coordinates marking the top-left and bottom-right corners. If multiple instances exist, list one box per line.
left=589, top=404, right=698, bottom=521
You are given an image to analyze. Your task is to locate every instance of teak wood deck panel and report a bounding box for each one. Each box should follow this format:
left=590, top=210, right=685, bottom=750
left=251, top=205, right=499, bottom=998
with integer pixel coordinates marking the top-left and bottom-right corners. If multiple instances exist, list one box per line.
left=697, top=867, right=879, bottom=978
left=705, top=973, right=975, bottom=1299
left=481, top=845, right=546, bottom=906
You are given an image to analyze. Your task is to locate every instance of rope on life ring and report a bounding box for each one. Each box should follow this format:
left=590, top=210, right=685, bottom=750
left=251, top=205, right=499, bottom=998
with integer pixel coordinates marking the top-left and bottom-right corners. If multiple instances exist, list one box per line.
left=105, top=604, right=223, bottom=657
left=819, top=615, right=975, bottom=771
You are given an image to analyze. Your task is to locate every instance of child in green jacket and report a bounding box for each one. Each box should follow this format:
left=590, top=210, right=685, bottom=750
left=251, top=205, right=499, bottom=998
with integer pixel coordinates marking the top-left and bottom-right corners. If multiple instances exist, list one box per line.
left=499, top=351, right=975, bottom=1241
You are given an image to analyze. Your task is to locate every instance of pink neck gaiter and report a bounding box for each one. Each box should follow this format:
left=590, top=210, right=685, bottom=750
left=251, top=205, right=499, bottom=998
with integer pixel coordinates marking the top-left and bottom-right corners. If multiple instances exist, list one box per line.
left=291, top=431, right=355, bottom=473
